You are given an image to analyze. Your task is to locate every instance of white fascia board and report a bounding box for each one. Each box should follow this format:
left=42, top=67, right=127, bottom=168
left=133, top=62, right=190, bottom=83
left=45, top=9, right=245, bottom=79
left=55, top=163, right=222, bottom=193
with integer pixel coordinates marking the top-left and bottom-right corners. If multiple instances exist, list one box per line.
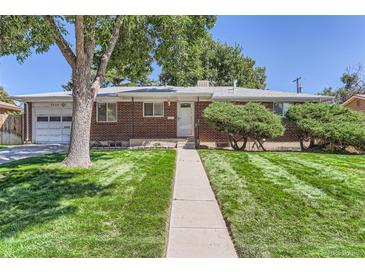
left=12, top=96, right=73, bottom=102
left=213, top=96, right=334, bottom=102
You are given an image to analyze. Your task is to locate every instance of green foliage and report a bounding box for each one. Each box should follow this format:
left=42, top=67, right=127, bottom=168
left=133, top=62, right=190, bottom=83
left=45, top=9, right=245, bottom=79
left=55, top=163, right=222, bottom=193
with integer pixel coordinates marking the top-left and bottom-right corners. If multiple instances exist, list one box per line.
left=0, top=16, right=55, bottom=62
left=286, top=102, right=365, bottom=150
left=318, top=64, right=365, bottom=103
left=203, top=102, right=284, bottom=150
left=160, top=36, right=266, bottom=88
left=0, top=86, right=15, bottom=104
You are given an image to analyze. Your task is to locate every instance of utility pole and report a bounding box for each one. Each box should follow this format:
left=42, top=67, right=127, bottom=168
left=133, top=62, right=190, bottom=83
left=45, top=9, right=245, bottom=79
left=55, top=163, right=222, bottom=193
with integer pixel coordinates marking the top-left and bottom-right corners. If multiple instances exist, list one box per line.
left=293, top=77, right=302, bottom=93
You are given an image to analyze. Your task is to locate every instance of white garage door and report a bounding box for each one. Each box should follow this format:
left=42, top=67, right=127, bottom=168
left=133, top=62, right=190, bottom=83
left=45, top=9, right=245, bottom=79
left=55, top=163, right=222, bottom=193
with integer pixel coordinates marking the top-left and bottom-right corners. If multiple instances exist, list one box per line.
left=35, top=107, right=72, bottom=144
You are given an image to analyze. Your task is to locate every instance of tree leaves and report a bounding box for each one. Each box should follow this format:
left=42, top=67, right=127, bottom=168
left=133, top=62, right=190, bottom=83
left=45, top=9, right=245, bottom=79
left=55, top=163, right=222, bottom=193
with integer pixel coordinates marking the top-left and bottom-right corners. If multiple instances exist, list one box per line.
left=286, top=103, right=365, bottom=150
left=203, top=102, right=284, bottom=150
left=318, top=64, right=365, bottom=103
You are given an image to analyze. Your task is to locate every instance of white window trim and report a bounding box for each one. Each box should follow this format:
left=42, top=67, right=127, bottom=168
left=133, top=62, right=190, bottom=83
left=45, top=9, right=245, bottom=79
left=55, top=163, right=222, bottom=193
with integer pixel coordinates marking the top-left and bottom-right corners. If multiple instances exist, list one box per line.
left=96, top=102, right=118, bottom=123
left=143, top=102, right=164, bottom=117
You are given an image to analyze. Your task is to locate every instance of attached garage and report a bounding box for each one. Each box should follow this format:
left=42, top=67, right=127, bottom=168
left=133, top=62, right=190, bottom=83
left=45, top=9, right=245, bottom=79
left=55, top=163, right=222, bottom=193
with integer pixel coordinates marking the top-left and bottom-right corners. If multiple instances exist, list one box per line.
left=32, top=102, right=72, bottom=144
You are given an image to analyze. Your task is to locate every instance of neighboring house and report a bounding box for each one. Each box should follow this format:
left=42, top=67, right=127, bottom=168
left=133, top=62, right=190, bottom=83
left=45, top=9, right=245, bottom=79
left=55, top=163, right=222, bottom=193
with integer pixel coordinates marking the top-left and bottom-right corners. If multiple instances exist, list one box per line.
left=13, top=85, right=332, bottom=145
left=342, top=94, right=365, bottom=114
left=0, top=101, right=23, bottom=145
left=0, top=100, right=22, bottom=114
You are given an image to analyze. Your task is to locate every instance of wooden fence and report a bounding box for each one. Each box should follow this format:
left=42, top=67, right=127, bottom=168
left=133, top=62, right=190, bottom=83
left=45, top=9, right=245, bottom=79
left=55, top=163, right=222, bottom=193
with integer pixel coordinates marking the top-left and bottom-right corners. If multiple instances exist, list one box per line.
left=0, top=113, right=23, bottom=145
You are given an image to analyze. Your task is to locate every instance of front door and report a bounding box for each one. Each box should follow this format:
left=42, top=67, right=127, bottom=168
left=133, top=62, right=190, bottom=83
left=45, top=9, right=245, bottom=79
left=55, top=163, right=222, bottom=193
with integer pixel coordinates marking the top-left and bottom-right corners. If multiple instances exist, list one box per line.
left=177, top=102, right=194, bottom=137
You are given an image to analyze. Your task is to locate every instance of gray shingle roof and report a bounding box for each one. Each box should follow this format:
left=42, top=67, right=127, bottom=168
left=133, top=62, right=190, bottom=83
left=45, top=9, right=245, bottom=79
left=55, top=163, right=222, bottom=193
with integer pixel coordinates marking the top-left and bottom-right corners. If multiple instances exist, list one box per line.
left=12, top=86, right=333, bottom=102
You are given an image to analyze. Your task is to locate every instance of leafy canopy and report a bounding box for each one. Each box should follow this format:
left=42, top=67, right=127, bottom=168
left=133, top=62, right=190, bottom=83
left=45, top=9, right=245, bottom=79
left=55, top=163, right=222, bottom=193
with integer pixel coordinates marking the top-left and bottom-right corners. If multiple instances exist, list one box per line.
left=0, top=15, right=216, bottom=86
left=160, top=36, right=266, bottom=88
left=203, top=102, right=284, bottom=150
left=286, top=102, right=365, bottom=150
left=318, top=64, right=365, bottom=103
left=0, top=86, right=15, bottom=104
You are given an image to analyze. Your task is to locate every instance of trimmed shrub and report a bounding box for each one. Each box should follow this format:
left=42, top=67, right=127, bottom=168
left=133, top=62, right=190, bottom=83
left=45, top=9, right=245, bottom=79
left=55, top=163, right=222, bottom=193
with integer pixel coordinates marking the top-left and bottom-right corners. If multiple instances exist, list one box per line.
left=286, top=103, right=365, bottom=151
left=203, top=102, right=284, bottom=150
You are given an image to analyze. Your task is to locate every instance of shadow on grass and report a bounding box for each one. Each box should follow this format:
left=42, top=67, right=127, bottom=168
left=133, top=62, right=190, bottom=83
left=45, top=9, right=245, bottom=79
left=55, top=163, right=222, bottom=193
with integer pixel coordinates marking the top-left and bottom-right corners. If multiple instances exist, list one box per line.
left=0, top=153, right=66, bottom=170
left=0, top=154, right=107, bottom=239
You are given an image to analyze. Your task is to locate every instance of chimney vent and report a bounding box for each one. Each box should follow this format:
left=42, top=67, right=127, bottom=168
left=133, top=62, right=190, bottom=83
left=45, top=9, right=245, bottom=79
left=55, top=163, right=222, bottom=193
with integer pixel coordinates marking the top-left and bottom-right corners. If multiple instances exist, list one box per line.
left=197, top=80, right=210, bottom=87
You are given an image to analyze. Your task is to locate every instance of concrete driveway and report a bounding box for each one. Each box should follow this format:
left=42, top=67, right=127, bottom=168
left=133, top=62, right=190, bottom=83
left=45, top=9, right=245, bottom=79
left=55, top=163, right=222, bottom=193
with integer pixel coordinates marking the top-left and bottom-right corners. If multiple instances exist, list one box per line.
left=0, top=144, right=68, bottom=164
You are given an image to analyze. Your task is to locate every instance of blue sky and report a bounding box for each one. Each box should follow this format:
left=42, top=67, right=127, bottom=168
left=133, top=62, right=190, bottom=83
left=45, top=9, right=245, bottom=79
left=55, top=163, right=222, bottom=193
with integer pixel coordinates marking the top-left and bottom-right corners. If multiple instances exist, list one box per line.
left=0, top=16, right=364, bottom=96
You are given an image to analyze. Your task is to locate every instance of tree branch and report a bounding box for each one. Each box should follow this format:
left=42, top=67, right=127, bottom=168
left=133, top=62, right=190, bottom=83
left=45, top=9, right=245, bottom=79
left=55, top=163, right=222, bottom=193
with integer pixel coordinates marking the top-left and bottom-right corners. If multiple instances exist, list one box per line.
left=75, top=15, right=85, bottom=68
left=91, top=16, right=123, bottom=96
left=43, top=16, right=76, bottom=70
left=84, top=16, right=97, bottom=69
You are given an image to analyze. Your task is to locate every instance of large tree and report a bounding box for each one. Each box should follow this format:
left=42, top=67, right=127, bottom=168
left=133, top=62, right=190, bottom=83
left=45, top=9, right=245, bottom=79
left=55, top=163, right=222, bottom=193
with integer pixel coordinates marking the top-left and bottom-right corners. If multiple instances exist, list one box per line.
left=319, top=64, right=365, bottom=103
left=0, top=86, right=15, bottom=104
left=0, top=15, right=215, bottom=167
left=159, top=37, right=266, bottom=88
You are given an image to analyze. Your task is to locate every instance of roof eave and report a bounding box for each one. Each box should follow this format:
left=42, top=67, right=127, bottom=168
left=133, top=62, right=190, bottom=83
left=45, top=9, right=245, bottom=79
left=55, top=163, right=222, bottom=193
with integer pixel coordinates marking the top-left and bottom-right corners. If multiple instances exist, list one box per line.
left=213, top=96, right=334, bottom=102
left=12, top=96, right=73, bottom=102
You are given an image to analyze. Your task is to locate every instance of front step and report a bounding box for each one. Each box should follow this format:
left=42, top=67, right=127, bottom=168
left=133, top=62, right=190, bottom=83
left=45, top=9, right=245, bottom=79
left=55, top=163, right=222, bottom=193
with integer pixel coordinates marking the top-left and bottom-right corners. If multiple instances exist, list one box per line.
left=177, top=139, right=196, bottom=149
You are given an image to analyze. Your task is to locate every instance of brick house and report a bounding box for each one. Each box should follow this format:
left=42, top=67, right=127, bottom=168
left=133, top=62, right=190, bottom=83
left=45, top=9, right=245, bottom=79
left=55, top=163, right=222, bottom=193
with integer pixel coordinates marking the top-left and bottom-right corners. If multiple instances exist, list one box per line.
left=342, top=94, right=365, bottom=114
left=13, top=85, right=332, bottom=145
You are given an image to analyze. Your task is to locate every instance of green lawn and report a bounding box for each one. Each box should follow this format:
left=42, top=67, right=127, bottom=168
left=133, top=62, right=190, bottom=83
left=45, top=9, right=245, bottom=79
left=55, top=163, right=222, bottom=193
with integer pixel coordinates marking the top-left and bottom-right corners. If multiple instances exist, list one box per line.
left=0, top=149, right=176, bottom=257
left=199, top=150, right=365, bottom=258
left=0, top=145, right=14, bottom=149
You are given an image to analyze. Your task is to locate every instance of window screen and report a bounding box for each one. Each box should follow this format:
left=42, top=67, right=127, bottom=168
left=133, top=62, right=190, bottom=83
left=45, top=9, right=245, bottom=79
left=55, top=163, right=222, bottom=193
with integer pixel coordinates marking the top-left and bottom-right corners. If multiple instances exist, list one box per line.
left=107, top=103, right=117, bottom=122
left=180, top=103, right=191, bottom=108
left=144, top=103, right=154, bottom=116
left=97, top=103, right=107, bottom=122
left=62, top=116, right=72, bottom=122
left=97, top=103, right=117, bottom=122
left=50, top=116, right=61, bottom=122
left=37, top=116, right=48, bottom=122
left=154, top=103, right=163, bottom=116
left=273, top=103, right=284, bottom=115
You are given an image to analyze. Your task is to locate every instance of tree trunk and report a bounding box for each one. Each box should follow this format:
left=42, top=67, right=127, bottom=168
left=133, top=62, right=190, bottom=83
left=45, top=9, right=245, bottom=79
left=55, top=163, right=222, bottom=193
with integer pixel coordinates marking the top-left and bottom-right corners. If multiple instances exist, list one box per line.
left=63, top=94, right=94, bottom=168
left=299, top=138, right=305, bottom=151
left=239, top=137, right=248, bottom=151
left=43, top=16, right=122, bottom=168
left=309, top=138, right=315, bottom=148
left=257, top=139, right=266, bottom=151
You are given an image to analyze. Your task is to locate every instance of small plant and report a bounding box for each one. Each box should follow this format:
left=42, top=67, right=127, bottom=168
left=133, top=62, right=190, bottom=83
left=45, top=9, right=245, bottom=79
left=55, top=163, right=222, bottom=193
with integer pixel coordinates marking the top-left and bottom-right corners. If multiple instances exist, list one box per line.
left=203, top=102, right=284, bottom=150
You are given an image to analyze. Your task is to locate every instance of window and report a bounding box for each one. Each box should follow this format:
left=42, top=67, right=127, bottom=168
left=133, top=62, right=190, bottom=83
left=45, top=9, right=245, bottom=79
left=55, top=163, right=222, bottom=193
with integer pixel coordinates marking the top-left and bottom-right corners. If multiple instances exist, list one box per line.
left=180, top=103, right=191, bottom=108
left=143, top=102, right=164, bottom=117
left=273, top=102, right=293, bottom=116
left=37, top=116, right=48, bottom=122
left=356, top=100, right=361, bottom=107
left=62, top=116, right=72, bottom=122
left=50, top=116, right=61, bottom=122
left=97, top=103, right=117, bottom=122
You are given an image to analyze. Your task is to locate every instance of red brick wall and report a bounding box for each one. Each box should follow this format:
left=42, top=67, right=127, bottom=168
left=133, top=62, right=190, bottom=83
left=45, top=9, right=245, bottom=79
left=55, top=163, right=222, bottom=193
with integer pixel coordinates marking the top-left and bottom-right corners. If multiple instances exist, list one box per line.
left=90, top=101, right=177, bottom=141
left=195, top=101, right=298, bottom=142
left=25, top=100, right=299, bottom=144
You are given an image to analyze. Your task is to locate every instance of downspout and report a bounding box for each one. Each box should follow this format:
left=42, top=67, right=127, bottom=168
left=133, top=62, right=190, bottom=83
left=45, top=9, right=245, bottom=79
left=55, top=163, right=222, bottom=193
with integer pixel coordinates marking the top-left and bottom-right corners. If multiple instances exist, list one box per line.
left=195, top=97, right=200, bottom=149
left=23, top=102, right=27, bottom=143
left=25, top=102, right=29, bottom=143
left=131, top=97, right=135, bottom=140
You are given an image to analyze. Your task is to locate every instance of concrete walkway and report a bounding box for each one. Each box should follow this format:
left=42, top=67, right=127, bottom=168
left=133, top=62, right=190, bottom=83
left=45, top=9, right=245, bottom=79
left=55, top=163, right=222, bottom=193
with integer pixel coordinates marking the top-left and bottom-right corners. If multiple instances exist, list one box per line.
left=166, top=148, right=237, bottom=258
left=0, top=144, right=67, bottom=164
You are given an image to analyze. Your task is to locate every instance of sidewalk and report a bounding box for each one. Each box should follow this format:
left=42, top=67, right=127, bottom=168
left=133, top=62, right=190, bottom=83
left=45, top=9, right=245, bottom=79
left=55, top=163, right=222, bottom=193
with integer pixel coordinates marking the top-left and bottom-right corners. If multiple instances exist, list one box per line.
left=166, top=148, right=237, bottom=258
